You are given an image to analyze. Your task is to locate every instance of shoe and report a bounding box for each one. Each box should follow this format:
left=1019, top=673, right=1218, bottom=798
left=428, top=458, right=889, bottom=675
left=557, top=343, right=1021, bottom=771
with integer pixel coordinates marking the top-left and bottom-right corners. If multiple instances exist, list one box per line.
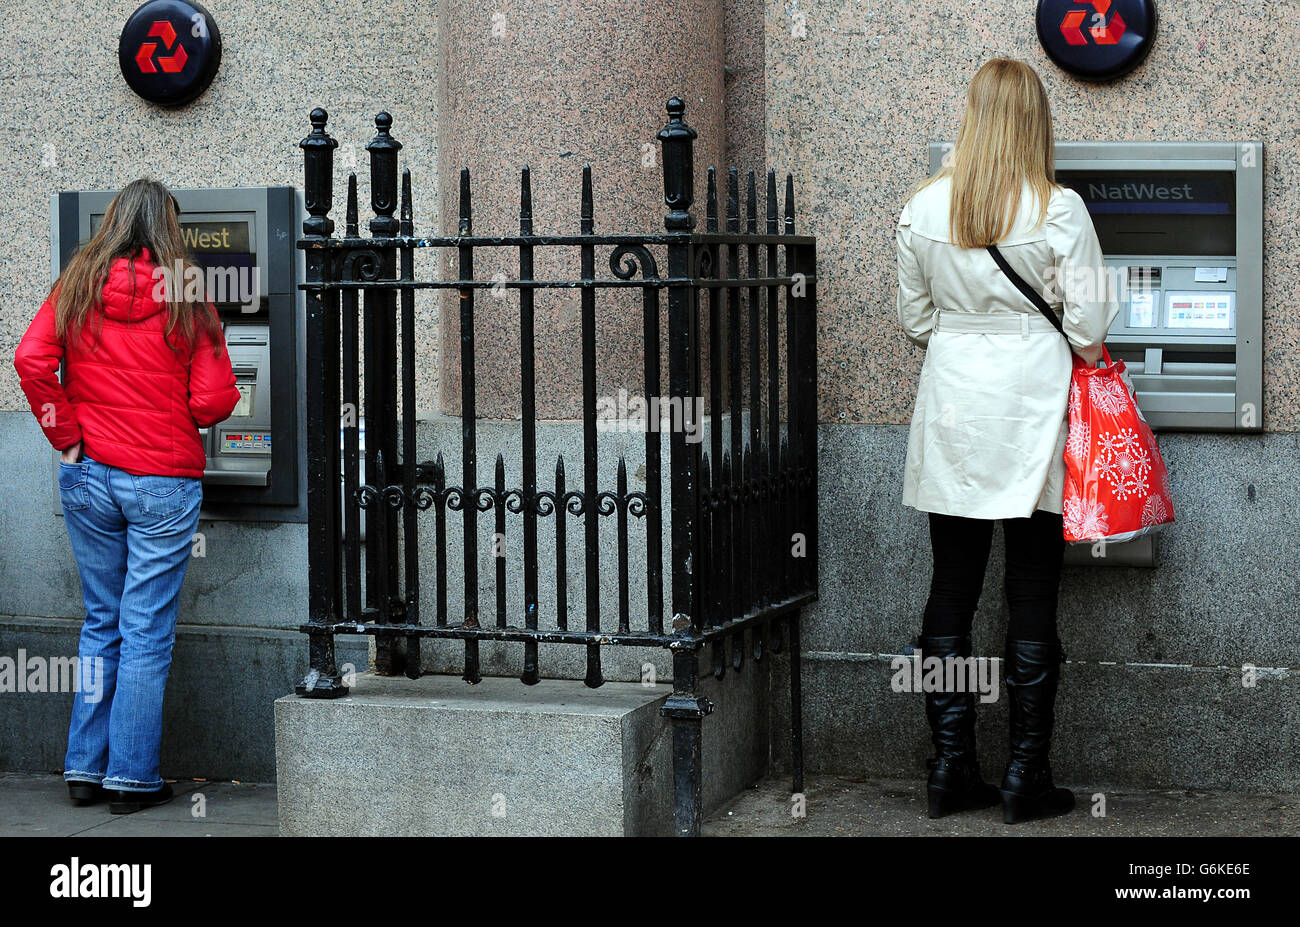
left=922, top=634, right=1000, bottom=819
left=67, top=781, right=106, bottom=806
left=108, top=782, right=174, bottom=815
left=1000, top=639, right=1075, bottom=825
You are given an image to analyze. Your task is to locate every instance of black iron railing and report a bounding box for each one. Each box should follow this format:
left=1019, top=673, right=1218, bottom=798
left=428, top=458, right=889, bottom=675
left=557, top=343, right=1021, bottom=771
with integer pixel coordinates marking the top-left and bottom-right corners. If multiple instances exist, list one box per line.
left=294, top=98, right=818, bottom=835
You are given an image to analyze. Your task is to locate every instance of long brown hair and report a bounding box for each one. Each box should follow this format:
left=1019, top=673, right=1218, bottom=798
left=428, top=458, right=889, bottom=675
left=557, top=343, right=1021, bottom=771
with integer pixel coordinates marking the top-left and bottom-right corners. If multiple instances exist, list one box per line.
left=925, top=58, right=1057, bottom=248
left=50, top=178, right=221, bottom=352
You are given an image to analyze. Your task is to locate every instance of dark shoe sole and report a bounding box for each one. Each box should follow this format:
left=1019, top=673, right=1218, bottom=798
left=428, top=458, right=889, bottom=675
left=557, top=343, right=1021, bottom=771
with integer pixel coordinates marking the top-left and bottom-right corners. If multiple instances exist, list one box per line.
left=68, top=782, right=105, bottom=806
left=1001, top=788, right=1076, bottom=825
left=928, top=783, right=1001, bottom=819
left=109, top=784, right=174, bottom=815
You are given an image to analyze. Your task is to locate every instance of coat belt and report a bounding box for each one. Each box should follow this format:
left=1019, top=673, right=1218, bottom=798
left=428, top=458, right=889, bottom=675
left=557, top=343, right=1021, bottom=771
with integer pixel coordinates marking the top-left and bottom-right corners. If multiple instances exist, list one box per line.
left=933, top=308, right=1061, bottom=339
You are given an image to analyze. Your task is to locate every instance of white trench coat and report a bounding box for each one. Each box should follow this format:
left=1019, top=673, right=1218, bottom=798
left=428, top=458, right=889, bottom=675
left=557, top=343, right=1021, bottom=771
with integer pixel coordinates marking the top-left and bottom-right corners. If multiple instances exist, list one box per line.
left=896, top=176, right=1119, bottom=520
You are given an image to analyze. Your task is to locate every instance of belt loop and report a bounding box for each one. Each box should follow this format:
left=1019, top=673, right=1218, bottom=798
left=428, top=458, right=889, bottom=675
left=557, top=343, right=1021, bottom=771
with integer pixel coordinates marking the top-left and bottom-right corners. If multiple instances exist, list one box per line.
left=1021, top=313, right=1029, bottom=340
left=933, top=309, right=941, bottom=333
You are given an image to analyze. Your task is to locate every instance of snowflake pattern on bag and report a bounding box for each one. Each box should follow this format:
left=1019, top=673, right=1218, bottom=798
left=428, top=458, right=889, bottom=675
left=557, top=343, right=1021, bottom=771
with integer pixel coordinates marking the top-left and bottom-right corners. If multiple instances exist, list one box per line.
left=1095, top=427, right=1152, bottom=500
left=1063, top=497, right=1109, bottom=539
left=1068, top=379, right=1083, bottom=418
left=1140, top=494, right=1168, bottom=528
left=1089, top=376, right=1130, bottom=415
left=1064, top=353, right=1173, bottom=543
left=1065, top=418, right=1091, bottom=463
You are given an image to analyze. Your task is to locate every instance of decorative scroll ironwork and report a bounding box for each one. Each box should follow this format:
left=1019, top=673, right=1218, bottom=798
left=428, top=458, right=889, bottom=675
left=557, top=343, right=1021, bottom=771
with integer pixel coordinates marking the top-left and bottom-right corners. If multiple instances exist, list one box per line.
left=295, top=98, right=819, bottom=837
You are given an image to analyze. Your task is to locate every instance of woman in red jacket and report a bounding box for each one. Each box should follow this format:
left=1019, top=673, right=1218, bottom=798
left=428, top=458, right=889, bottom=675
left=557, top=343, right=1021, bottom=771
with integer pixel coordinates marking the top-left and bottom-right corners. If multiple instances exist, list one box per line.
left=14, top=179, right=240, bottom=814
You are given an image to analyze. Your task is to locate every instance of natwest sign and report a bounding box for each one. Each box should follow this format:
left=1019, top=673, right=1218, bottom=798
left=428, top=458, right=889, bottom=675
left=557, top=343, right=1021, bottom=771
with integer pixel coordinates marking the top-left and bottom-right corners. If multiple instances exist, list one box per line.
left=118, top=0, right=222, bottom=106
left=1036, top=0, right=1157, bottom=81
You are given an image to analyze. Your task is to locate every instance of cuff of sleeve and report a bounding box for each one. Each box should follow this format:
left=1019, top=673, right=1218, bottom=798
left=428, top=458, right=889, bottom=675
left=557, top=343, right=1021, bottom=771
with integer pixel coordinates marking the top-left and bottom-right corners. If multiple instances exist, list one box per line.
left=54, top=430, right=83, bottom=453
left=1072, top=344, right=1103, bottom=366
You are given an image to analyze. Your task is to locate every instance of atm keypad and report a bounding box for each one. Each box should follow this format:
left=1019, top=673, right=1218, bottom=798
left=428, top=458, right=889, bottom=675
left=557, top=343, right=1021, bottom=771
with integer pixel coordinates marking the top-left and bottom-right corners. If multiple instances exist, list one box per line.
left=220, top=432, right=272, bottom=455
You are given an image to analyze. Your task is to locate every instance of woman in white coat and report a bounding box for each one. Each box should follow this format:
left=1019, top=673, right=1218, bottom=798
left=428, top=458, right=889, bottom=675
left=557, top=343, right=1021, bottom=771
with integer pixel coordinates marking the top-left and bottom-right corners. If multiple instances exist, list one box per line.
left=896, top=59, right=1118, bottom=824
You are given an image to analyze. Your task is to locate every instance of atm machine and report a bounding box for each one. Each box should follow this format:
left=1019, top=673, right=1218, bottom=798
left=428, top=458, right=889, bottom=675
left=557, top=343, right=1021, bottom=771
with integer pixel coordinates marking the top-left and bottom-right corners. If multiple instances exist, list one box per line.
left=50, top=187, right=307, bottom=522
left=928, top=141, right=1264, bottom=565
left=210, top=323, right=274, bottom=487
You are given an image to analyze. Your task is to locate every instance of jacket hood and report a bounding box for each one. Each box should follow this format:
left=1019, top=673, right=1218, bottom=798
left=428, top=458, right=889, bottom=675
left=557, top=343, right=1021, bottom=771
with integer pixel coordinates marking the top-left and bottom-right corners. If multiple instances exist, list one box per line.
left=100, top=247, right=168, bottom=323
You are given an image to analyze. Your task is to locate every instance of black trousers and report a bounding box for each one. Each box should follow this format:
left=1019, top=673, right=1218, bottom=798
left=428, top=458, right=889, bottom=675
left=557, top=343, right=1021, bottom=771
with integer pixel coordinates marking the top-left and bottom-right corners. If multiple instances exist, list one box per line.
left=921, top=510, right=1064, bottom=645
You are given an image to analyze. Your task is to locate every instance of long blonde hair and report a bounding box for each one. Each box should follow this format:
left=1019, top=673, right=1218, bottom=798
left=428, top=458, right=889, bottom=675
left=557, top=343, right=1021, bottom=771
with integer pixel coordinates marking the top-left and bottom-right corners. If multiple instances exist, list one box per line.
left=927, top=58, right=1057, bottom=248
left=50, top=178, right=220, bottom=352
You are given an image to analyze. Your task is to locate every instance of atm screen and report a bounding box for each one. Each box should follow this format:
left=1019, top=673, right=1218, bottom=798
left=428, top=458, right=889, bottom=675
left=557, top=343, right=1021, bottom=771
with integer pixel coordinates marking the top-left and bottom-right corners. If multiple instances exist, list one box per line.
left=183, top=220, right=254, bottom=271
left=1056, top=170, right=1236, bottom=256
left=183, top=218, right=259, bottom=313
left=89, top=212, right=259, bottom=313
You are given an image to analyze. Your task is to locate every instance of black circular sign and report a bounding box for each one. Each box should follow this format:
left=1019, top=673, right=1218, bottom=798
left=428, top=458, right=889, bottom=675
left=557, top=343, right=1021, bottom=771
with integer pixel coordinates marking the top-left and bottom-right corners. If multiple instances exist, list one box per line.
left=1036, top=0, right=1157, bottom=81
left=118, top=0, right=222, bottom=106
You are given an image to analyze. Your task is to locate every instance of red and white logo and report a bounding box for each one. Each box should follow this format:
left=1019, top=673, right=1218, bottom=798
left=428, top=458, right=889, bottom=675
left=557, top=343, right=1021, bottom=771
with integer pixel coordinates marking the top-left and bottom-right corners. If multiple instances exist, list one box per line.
left=1060, top=0, right=1127, bottom=46
left=134, top=20, right=188, bottom=74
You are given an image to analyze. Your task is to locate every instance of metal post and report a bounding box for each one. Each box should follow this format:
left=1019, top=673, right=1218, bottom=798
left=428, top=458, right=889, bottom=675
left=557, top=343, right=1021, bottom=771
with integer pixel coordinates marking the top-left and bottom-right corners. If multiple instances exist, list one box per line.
left=297, top=108, right=347, bottom=698
left=658, top=97, right=713, bottom=836
left=665, top=648, right=710, bottom=836
left=367, top=112, right=404, bottom=674
left=788, top=611, right=804, bottom=795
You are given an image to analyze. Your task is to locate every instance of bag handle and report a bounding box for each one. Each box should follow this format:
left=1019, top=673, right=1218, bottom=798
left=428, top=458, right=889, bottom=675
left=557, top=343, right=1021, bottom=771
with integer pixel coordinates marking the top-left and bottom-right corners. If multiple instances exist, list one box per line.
left=986, top=244, right=1067, bottom=339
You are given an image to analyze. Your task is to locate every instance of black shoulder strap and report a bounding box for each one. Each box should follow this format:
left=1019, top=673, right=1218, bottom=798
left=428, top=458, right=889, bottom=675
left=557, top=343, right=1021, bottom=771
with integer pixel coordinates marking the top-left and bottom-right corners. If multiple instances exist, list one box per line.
left=986, top=245, right=1066, bottom=338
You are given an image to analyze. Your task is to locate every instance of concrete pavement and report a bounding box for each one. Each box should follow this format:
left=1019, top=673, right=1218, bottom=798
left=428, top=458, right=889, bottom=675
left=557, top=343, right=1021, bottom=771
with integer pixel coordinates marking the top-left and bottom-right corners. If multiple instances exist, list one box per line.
left=2, top=771, right=1295, bottom=837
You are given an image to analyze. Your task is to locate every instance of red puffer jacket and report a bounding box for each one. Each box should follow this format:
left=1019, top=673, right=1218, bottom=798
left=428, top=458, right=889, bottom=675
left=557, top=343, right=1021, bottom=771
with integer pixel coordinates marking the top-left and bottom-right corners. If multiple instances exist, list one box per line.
left=14, top=248, right=241, bottom=478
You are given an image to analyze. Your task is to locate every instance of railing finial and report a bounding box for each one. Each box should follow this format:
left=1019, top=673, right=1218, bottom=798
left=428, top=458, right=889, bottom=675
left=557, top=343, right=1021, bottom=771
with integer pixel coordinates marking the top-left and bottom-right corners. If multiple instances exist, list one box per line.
left=705, top=166, right=718, bottom=233
left=367, top=111, right=402, bottom=236
left=784, top=173, right=796, bottom=235
left=658, top=96, right=697, bottom=231
left=458, top=167, right=471, bottom=235
left=726, top=166, right=739, bottom=233
left=520, top=166, right=533, bottom=235
left=766, top=169, right=778, bottom=235
left=345, top=173, right=358, bottom=238
left=400, top=168, right=413, bottom=237
left=300, top=107, right=338, bottom=238
left=581, top=164, right=594, bottom=234
left=746, top=170, right=757, bottom=234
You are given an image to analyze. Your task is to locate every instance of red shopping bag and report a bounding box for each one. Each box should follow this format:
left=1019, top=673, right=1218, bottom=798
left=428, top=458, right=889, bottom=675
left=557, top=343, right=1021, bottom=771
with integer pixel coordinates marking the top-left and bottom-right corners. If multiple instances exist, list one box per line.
left=1063, top=347, right=1174, bottom=543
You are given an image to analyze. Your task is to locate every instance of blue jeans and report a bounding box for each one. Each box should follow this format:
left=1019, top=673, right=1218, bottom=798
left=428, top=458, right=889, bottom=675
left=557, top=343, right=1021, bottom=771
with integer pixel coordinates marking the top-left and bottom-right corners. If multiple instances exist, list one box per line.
left=59, top=456, right=202, bottom=792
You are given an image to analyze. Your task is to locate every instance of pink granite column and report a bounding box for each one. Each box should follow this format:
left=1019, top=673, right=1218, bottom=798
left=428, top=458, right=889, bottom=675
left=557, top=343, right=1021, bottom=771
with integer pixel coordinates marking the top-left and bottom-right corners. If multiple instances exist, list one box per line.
left=437, top=0, right=725, bottom=417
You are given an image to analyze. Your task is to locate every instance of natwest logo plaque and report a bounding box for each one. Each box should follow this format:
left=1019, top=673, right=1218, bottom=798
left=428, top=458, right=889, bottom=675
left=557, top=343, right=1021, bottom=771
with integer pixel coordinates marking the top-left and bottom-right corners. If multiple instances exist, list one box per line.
left=1036, top=0, right=1157, bottom=81
left=118, top=0, right=222, bottom=106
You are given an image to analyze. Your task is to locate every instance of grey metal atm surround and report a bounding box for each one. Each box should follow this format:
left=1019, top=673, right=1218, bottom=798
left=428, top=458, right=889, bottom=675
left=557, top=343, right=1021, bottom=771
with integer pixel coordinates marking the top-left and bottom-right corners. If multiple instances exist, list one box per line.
left=49, top=186, right=307, bottom=524
left=927, top=141, right=1264, bottom=433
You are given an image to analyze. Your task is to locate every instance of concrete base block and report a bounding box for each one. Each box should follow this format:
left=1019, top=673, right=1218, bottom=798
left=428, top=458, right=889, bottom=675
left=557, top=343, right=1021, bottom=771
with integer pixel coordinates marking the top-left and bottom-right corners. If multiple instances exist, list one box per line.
left=275, top=669, right=771, bottom=836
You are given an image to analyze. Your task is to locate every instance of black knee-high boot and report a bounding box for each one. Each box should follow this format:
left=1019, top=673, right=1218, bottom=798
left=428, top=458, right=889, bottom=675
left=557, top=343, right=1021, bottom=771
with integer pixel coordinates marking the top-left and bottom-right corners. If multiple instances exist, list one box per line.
left=922, top=634, right=999, bottom=819
left=1001, top=638, right=1075, bottom=824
